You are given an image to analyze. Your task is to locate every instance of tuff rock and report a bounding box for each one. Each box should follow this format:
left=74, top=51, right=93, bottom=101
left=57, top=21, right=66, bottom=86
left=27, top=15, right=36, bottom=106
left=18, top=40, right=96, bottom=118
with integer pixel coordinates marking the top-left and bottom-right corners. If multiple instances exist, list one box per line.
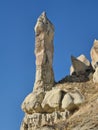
left=34, top=12, right=54, bottom=91
left=21, top=90, right=45, bottom=114
left=21, top=12, right=98, bottom=130
left=93, top=67, right=98, bottom=83
left=90, top=39, right=98, bottom=69
left=70, top=55, right=92, bottom=76
left=70, top=54, right=91, bottom=75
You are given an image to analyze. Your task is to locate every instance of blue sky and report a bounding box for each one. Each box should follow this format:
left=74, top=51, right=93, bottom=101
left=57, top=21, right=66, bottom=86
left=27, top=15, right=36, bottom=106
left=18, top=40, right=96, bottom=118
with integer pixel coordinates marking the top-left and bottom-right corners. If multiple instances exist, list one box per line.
left=0, top=0, right=98, bottom=130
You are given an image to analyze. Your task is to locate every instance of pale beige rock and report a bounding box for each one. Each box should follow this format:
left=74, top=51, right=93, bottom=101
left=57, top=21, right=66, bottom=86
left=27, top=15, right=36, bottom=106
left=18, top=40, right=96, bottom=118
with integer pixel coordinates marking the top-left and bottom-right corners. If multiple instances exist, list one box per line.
left=62, top=93, right=74, bottom=110
left=41, top=89, right=65, bottom=112
left=34, top=12, right=55, bottom=91
left=70, top=55, right=90, bottom=75
left=20, top=12, right=88, bottom=130
left=69, top=90, right=84, bottom=105
left=93, top=67, right=98, bottom=83
left=21, top=91, right=45, bottom=114
left=20, top=111, right=70, bottom=130
left=62, top=90, right=84, bottom=110
left=90, top=39, right=98, bottom=69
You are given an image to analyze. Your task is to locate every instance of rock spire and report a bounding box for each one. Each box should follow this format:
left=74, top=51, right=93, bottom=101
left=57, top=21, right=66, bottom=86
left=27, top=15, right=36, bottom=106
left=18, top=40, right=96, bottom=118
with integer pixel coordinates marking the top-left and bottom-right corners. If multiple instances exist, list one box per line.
left=34, top=12, right=55, bottom=91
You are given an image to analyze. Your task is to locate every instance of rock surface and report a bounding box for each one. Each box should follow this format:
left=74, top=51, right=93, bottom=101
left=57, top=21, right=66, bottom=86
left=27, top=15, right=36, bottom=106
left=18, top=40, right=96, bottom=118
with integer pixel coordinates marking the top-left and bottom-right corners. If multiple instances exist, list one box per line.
left=70, top=54, right=90, bottom=75
left=90, top=39, right=98, bottom=69
left=34, top=12, right=54, bottom=91
left=62, top=90, right=84, bottom=110
left=70, top=55, right=91, bottom=75
left=21, top=91, right=45, bottom=114
left=20, top=12, right=98, bottom=130
left=41, top=89, right=63, bottom=112
left=93, top=67, right=98, bottom=83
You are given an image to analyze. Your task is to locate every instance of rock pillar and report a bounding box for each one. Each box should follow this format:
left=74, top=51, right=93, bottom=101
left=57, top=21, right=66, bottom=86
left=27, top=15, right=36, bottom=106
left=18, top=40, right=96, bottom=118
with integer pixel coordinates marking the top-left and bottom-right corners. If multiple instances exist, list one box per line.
left=34, top=12, right=55, bottom=91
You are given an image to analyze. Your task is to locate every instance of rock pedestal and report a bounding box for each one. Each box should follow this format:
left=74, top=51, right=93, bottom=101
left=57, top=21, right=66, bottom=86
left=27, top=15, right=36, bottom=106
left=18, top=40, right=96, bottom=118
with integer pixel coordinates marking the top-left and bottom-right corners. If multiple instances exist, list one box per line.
left=34, top=12, right=54, bottom=91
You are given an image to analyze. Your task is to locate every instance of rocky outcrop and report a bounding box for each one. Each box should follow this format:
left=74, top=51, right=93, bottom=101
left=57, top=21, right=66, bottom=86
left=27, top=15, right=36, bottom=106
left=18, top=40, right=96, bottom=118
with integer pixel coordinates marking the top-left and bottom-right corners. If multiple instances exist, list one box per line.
left=90, top=40, right=98, bottom=83
left=21, top=91, right=45, bottom=114
left=20, top=12, right=98, bottom=130
left=34, top=12, right=54, bottom=91
left=62, top=90, right=84, bottom=111
left=90, top=39, right=98, bottom=69
left=93, top=67, right=98, bottom=83
left=70, top=55, right=91, bottom=75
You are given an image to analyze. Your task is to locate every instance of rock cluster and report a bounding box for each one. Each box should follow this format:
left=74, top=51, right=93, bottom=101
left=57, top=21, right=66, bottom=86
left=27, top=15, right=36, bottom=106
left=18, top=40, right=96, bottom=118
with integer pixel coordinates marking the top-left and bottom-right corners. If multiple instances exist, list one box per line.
left=20, top=12, right=98, bottom=130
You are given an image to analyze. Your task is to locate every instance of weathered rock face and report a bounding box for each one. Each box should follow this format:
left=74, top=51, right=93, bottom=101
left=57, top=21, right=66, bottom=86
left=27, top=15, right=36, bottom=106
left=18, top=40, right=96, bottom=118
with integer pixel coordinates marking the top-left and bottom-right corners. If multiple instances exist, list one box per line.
left=70, top=55, right=91, bottom=75
left=62, top=90, right=84, bottom=111
left=21, top=91, right=45, bottom=114
left=41, top=89, right=64, bottom=112
left=21, top=110, right=69, bottom=130
left=70, top=54, right=90, bottom=75
left=93, top=67, right=98, bottom=83
left=90, top=39, right=98, bottom=69
left=34, top=12, right=54, bottom=91
left=20, top=12, right=98, bottom=130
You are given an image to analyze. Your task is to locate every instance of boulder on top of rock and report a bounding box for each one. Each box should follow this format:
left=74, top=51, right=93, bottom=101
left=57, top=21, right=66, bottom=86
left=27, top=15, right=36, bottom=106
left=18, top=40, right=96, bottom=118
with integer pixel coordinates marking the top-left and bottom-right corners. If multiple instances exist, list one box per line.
left=70, top=55, right=91, bottom=75
left=21, top=90, right=45, bottom=114
left=90, top=39, right=98, bottom=69
left=62, top=89, right=84, bottom=111
left=41, top=89, right=66, bottom=113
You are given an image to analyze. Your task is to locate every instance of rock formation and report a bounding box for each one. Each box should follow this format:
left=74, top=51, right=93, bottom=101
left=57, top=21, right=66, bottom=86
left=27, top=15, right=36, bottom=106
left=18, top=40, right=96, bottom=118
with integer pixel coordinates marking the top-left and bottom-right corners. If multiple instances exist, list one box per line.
left=20, top=12, right=98, bottom=130
left=90, top=39, right=98, bottom=69
left=70, top=54, right=91, bottom=75
left=90, top=40, right=98, bottom=83
left=34, top=12, right=54, bottom=91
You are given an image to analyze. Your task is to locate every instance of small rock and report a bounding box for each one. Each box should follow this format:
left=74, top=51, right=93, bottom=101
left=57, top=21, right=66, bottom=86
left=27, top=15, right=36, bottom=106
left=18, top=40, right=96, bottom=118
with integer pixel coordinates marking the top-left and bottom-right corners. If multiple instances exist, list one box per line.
left=21, top=90, right=45, bottom=114
left=62, top=93, right=74, bottom=110
left=42, top=89, right=65, bottom=112
left=62, top=90, right=84, bottom=111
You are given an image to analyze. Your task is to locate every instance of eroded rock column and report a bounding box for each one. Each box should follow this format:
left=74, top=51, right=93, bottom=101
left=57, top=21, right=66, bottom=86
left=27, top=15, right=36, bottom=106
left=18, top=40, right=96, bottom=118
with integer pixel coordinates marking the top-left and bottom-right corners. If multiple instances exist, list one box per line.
left=34, top=12, right=55, bottom=91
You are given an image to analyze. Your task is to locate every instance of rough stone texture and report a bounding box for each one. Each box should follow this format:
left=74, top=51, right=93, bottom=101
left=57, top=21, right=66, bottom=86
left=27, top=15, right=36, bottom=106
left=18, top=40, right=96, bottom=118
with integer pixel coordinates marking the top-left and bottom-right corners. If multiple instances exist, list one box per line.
left=41, top=89, right=65, bottom=112
left=93, top=67, right=98, bottom=83
left=20, top=110, right=69, bottom=130
left=70, top=54, right=90, bottom=75
left=62, top=90, right=84, bottom=111
left=34, top=12, right=54, bottom=91
left=62, top=93, right=73, bottom=110
left=21, top=77, right=98, bottom=130
left=21, top=91, right=45, bottom=114
left=70, top=55, right=92, bottom=76
left=90, top=39, right=98, bottom=69
left=20, top=13, right=98, bottom=130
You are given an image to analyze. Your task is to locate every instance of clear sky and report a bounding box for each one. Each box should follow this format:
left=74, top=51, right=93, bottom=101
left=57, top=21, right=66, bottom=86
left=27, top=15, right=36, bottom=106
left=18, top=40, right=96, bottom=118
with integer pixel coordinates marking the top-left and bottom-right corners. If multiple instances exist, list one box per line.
left=0, top=0, right=98, bottom=130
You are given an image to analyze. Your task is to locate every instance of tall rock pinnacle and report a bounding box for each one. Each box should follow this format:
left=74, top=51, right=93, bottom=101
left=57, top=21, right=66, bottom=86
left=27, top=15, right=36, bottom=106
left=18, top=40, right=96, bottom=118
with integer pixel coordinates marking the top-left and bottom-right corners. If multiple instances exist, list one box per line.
left=34, top=12, right=55, bottom=91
